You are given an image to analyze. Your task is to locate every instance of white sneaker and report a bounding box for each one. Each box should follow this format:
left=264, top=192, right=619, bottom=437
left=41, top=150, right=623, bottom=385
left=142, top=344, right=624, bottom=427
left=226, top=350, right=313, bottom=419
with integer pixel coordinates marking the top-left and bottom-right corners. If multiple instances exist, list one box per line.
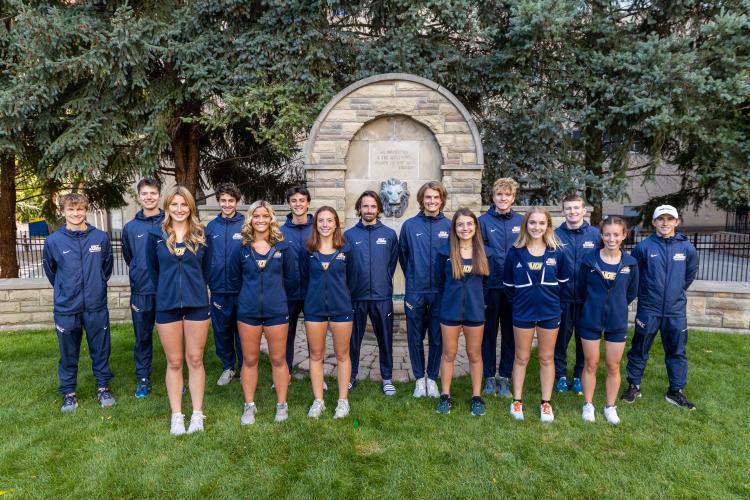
left=187, top=411, right=205, bottom=433
left=217, top=369, right=235, bottom=386
left=582, top=402, right=595, bottom=422
left=323, top=381, right=328, bottom=391
left=604, top=405, right=621, bottom=425
left=274, top=403, right=288, bottom=423
left=307, top=399, right=326, bottom=418
left=540, top=402, right=555, bottom=423
left=413, top=377, right=427, bottom=398
left=240, top=402, right=256, bottom=425
left=170, top=412, right=186, bottom=436
left=333, top=399, right=350, bottom=419
left=426, top=378, right=440, bottom=398
left=510, top=400, right=524, bottom=421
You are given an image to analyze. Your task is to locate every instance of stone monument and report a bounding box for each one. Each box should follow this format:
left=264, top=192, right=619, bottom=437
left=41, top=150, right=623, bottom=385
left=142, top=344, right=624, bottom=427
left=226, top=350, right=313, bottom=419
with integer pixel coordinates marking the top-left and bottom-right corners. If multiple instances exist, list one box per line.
left=303, top=73, right=485, bottom=296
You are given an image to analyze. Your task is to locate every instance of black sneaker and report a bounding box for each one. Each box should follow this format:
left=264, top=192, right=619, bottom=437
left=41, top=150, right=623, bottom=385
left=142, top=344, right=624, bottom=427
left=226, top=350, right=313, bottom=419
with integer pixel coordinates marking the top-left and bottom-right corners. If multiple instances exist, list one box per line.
left=665, top=389, right=696, bottom=410
left=470, top=396, right=486, bottom=416
left=620, top=384, right=641, bottom=403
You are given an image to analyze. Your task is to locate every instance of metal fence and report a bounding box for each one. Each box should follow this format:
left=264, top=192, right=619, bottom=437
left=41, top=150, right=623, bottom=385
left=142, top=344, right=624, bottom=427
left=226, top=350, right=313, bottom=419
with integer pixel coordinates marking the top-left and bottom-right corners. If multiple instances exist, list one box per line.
left=14, top=230, right=750, bottom=282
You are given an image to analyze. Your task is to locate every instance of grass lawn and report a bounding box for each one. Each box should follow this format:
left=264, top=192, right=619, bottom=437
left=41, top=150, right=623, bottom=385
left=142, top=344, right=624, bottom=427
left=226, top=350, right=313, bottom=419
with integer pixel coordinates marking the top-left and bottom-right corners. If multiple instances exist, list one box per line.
left=0, top=325, right=748, bottom=498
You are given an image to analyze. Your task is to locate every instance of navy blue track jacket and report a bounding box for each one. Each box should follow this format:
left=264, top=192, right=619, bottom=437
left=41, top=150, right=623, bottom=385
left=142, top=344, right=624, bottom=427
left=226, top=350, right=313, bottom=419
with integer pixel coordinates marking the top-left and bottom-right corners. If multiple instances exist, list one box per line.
left=344, top=220, right=399, bottom=301
left=280, top=214, right=314, bottom=301
left=554, top=222, right=601, bottom=303
left=300, top=243, right=355, bottom=317
left=631, top=233, right=698, bottom=317
left=577, top=251, right=639, bottom=334
left=146, top=229, right=211, bottom=311
left=43, top=224, right=113, bottom=314
left=479, top=207, right=523, bottom=289
left=122, top=209, right=164, bottom=295
left=434, top=246, right=492, bottom=323
left=398, top=211, right=451, bottom=294
left=205, top=212, right=244, bottom=294
left=503, top=246, right=570, bottom=322
left=227, top=241, right=295, bottom=319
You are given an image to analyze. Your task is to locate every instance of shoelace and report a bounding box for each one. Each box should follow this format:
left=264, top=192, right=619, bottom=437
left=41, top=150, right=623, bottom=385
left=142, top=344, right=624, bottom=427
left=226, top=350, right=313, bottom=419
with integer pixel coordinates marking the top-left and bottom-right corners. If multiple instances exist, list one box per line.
left=542, top=403, right=552, bottom=415
left=512, top=402, right=523, bottom=412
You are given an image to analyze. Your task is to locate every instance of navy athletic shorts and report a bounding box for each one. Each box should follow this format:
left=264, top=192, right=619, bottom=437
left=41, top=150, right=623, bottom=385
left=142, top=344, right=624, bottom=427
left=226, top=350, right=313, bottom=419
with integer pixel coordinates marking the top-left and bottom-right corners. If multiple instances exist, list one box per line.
left=238, top=315, right=289, bottom=327
left=441, top=320, right=484, bottom=327
left=513, top=317, right=561, bottom=330
left=579, top=328, right=627, bottom=343
left=156, top=307, right=211, bottom=324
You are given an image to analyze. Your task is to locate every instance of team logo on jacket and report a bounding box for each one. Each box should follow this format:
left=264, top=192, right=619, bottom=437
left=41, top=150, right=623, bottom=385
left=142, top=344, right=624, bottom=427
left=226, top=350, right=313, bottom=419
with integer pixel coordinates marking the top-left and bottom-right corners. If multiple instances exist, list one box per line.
left=55, top=324, right=65, bottom=333
left=673, top=253, right=686, bottom=261
left=232, top=233, right=242, bottom=240
left=376, top=237, right=387, bottom=245
left=512, top=226, right=521, bottom=233
left=635, top=318, right=645, bottom=328
left=213, top=301, right=223, bottom=310
left=273, top=252, right=282, bottom=259
left=583, top=241, right=595, bottom=248
left=89, top=244, right=101, bottom=253
left=336, top=253, right=346, bottom=260
left=601, top=271, right=617, bottom=281
left=438, top=231, right=449, bottom=239
left=257, top=260, right=267, bottom=269
left=174, top=247, right=186, bottom=257
left=620, top=266, right=631, bottom=274
left=321, top=262, right=330, bottom=270
left=545, top=258, right=557, bottom=266
left=463, top=265, right=473, bottom=273
left=529, top=262, right=543, bottom=271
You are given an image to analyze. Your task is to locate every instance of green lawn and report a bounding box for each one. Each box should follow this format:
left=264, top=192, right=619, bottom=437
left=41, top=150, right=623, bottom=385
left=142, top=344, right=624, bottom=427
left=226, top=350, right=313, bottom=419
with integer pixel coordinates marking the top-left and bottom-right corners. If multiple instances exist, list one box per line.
left=0, top=326, right=748, bottom=498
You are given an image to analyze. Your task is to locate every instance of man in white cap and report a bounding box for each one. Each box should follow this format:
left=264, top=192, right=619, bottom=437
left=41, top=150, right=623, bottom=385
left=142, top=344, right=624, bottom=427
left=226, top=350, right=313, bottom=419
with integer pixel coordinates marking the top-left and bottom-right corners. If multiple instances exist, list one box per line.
left=621, top=205, right=699, bottom=409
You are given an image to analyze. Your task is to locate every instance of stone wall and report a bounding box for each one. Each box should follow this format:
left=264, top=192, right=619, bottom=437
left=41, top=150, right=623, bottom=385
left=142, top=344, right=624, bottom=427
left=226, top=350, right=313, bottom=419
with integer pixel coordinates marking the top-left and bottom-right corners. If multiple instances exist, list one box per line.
left=1, top=278, right=748, bottom=334
left=0, top=276, right=132, bottom=330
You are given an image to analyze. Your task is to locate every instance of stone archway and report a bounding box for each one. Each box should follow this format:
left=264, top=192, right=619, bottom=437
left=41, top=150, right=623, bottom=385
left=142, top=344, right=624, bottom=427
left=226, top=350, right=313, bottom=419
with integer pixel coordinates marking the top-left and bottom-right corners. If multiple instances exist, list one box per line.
left=303, top=73, right=484, bottom=225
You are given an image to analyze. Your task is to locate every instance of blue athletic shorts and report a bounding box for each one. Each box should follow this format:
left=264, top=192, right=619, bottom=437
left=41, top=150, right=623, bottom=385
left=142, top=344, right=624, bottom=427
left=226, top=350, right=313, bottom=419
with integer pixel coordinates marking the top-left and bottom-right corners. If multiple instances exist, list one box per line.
left=513, top=317, right=561, bottom=330
left=238, top=315, right=289, bottom=327
left=441, top=320, right=484, bottom=327
left=304, top=314, right=353, bottom=323
left=579, top=328, right=627, bottom=343
left=156, top=307, right=210, bottom=324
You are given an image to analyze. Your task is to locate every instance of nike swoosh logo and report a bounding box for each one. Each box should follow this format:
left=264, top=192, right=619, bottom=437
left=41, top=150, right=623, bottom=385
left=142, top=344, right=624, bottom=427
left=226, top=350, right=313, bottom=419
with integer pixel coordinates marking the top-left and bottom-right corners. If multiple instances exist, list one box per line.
left=355, top=241, right=362, bottom=245
left=62, top=250, right=71, bottom=254
left=416, top=233, right=423, bottom=237
left=490, top=229, right=497, bottom=232
left=137, top=234, right=145, bottom=238
left=213, top=235, right=220, bottom=238
left=650, top=254, right=659, bottom=257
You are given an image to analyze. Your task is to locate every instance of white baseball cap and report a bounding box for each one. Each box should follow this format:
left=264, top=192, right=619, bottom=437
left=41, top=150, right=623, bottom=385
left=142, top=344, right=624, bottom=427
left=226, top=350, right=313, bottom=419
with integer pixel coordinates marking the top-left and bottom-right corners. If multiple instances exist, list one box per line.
left=653, top=205, right=679, bottom=219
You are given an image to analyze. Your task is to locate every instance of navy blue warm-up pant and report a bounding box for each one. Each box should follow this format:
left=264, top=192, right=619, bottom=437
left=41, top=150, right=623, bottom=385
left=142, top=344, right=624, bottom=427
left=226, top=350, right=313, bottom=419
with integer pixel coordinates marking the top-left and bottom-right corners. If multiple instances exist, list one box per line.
left=350, top=300, right=394, bottom=382
left=481, top=288, right=515, bottom=379
left=285, top=299, right=305, bottom=372
left=130, top=294, right=156, bottom=380
left=210, top=294, right=242, bottom=371
left=626, top=314, right=689, bottom=391
left=55, top=309, right=114, bottom=394
left=554, top=302, right=584, bottom=380
left=404, top=292, right=441, bottom=381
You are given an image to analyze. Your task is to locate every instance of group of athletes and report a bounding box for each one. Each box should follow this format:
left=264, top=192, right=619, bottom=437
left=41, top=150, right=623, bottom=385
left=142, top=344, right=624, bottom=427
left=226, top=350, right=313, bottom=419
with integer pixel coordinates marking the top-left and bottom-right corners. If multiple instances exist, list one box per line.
left=42, top=176, right=698, bottom=435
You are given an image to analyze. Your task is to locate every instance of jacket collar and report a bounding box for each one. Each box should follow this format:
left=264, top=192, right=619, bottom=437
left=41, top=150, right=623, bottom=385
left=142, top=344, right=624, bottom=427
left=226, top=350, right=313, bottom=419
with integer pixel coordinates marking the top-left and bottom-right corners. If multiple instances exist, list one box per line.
left=135, top=209, right=164, bottom=222
left=487, top=205, right=515, bottom=220
left=285, top=213, right=313, bottom=228
left=355, top=220, right=383, bottom=231
left=418, top=210, right=446, bottom=222
left=557, top=221, right=591, bottom=234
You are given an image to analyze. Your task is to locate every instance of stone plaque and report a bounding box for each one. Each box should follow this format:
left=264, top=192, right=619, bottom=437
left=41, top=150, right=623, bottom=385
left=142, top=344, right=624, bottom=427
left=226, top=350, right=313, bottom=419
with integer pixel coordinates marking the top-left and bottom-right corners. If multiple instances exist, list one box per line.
left=370, top=141, right=420, bottom=179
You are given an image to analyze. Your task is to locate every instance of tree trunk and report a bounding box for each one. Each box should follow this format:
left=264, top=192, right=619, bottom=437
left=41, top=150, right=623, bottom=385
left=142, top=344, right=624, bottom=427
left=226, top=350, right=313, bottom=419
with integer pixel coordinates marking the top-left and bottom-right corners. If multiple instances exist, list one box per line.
left=0, top=154, right=19, bottom=278
left=170, top=103, right=202, bottom=197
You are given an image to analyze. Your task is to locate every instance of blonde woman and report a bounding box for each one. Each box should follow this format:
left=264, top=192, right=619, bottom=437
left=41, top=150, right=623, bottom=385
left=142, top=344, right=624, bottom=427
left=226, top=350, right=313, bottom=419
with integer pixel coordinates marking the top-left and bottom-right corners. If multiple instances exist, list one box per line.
left=227, top=201, right=295, bottom=425
left=502, top=207, right=569, bottom=423
left=434, top=208, right=492, bottom=416
left=146, top=186, right=211, bottom=435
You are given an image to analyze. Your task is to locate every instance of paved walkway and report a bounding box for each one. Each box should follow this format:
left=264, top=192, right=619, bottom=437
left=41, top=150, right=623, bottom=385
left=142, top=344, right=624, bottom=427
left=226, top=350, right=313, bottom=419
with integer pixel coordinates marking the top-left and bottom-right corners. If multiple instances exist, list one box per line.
left=261, top=325, right=470, bottom=382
